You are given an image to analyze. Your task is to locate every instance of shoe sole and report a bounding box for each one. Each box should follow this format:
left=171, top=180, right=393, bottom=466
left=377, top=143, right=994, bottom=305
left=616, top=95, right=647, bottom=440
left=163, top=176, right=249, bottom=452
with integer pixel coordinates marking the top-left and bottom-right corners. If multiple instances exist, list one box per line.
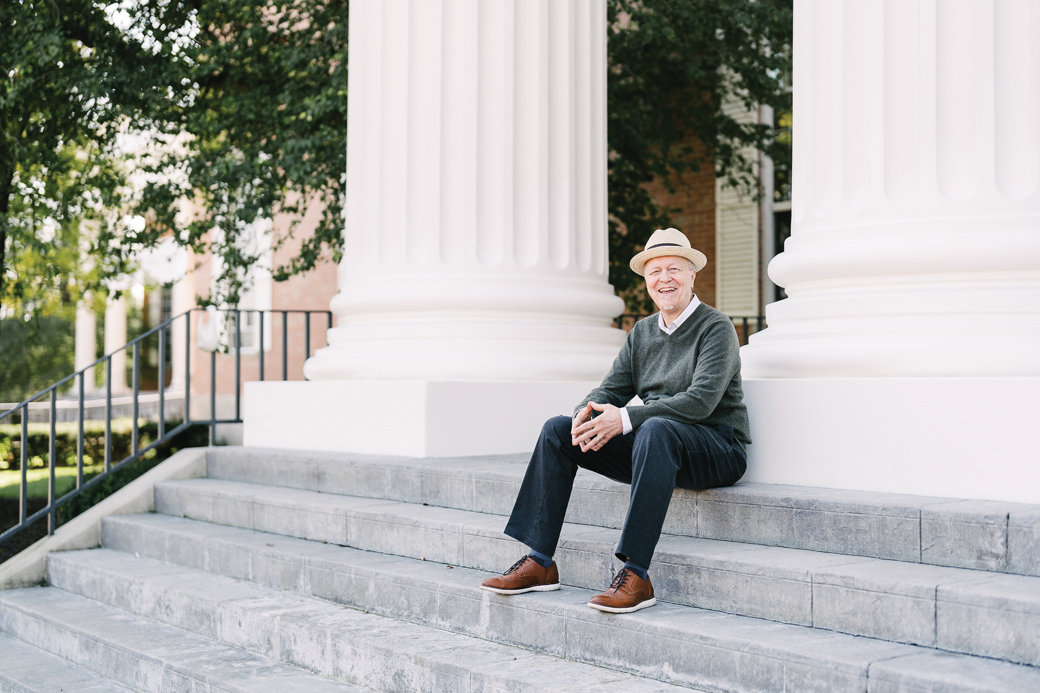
left=587, top=597, right=657, bottom=613
left=480, top=583, right=561, bottom=595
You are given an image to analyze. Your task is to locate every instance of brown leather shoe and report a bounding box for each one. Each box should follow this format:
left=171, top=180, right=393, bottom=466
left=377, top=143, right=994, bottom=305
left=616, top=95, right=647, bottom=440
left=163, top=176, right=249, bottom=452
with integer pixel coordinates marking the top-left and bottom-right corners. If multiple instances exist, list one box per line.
left=480, top=555, right=560, bottom=595
left=588, top=568, right=656, bottom=613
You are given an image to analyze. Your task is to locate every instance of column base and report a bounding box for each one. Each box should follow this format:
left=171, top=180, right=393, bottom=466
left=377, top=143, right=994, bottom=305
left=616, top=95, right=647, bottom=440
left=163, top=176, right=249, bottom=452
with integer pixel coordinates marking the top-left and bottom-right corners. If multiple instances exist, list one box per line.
left=242, top=379, right=598, bottom=458
left=742, top=377, right=1040, bottom=504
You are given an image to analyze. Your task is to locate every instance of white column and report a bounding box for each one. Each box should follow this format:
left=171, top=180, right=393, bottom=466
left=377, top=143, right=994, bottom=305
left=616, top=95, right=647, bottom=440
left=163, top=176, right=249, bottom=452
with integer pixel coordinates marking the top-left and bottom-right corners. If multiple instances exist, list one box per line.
left=303, top=0, right=623, bottom=383
left=247, top=0, right=623, bottom=458
left=104, top=294, right=128, bottom=395
left=745, top=0, right=1039, bottom=378
left=739, top=0, right=1040, bottom=502
left=74, top=297, right=98, bottom=394
left=169, top=271, right=193, bottom=393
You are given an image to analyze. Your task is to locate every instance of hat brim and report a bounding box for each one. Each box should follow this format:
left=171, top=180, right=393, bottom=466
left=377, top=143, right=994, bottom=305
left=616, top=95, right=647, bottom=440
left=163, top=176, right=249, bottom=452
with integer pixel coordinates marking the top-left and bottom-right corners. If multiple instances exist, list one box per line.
left=630, top=247, right=707, bottom=276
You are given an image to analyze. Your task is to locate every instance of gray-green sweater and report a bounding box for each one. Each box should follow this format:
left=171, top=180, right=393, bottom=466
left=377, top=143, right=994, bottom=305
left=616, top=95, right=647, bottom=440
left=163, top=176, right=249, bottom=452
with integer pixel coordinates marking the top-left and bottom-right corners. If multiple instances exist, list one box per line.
left=576, top=303, right=751, bottom=447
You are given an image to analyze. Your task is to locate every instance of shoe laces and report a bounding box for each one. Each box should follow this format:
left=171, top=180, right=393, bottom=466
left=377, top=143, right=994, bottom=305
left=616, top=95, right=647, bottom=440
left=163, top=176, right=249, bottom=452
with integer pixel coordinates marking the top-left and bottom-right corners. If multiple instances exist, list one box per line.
left=504, top=556, right=531, bottom=575
left=609, top=568, right=630, bottom=591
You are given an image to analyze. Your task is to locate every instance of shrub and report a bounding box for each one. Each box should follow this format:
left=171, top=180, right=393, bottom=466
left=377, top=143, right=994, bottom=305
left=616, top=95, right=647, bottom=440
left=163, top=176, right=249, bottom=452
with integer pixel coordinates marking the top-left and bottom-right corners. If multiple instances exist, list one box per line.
left=54, top=422, right=209, bottom=525
left=0, top=419, right=196, bottom=470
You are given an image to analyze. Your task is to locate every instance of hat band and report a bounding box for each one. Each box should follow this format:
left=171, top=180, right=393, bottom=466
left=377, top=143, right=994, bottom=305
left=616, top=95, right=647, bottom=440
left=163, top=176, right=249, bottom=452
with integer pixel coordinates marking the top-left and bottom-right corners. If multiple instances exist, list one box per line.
left=646, top=242, right=685, bottom=249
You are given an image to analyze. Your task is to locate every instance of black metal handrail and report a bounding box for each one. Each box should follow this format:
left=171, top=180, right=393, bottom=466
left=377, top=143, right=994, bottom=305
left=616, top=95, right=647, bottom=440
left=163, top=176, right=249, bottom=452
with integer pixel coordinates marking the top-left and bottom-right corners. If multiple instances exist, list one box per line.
left=614, top=313, right=766, bottom=345
left=0, top=307, right=332, bottom=545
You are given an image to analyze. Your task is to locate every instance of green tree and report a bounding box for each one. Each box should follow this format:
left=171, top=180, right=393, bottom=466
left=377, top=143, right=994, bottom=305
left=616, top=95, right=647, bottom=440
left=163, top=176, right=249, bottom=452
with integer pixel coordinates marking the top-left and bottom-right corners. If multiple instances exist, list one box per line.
left=0, top=173, right=88, bottom=400
left=0, top=0, right=194, bottom=296
left=0, top=0, right=195, bottom=398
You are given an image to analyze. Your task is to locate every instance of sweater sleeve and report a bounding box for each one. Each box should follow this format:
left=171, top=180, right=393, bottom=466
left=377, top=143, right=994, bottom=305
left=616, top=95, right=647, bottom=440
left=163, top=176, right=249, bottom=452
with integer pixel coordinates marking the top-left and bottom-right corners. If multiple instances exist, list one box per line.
left=626, top=318, right=740, bottom=430
left=574, top=329, right=638, bottom=416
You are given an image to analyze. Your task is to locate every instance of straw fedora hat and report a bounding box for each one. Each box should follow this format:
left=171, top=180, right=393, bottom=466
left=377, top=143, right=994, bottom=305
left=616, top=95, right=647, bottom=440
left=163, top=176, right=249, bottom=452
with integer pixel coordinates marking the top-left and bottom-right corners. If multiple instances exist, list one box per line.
left=629, top=228, right=707, bottom=276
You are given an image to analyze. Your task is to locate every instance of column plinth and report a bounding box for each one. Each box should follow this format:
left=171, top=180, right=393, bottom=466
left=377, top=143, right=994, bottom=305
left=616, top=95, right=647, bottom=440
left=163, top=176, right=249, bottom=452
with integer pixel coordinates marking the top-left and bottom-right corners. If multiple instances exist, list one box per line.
left=740, top=0, right=1040, bottom=502
left=309, top=272, right=623, bottom=381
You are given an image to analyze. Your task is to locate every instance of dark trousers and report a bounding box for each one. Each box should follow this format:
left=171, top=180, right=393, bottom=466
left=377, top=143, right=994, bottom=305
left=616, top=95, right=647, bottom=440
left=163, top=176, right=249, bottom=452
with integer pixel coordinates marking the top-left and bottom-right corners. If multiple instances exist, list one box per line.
left=504, top=415, right=747, bottom=569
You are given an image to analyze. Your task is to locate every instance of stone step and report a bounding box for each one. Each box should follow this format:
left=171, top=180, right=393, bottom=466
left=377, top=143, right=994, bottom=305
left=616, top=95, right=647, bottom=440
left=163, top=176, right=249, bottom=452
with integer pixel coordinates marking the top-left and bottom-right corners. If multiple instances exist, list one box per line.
left=0, top=587, right=368, bottom=693
left=0, top=632, right=135, bottom=692
left=151, top=478, right=1040, bottom=664
left=85, top=515, right=1040, bottom=693
left=43, top=549, right=694, bottom=693
left=205, top=447, right=1040, bottom=574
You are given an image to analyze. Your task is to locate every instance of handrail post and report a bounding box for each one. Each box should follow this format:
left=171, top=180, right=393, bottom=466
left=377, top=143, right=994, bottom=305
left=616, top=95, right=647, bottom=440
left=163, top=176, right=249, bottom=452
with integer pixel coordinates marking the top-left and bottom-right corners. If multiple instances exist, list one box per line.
left=259, top=311, right=265, bottom=381
left=77, top=372, right=84, bottom=490
left=20, top=406, right=28, bottom=525
left=235, top=309, right=241, bottom=422
left=185, top=310, right=192, bottom=424
left=48, top=389, right=56, bottom=535
left=210, top=350, right=217, bottom=446
left=159, top=325, right=166, bottom=439
left=132, top=343, right=140, bottom=456
left=282, top=311, right=288, bottom=381
left=105, top=357, right=112, bottom=473
left=305, top=311, right=311, bottom=362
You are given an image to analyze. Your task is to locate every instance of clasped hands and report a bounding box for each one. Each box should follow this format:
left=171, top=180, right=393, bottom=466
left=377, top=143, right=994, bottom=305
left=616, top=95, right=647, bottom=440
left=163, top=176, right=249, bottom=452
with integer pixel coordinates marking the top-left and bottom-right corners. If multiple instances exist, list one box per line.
left=571, top=401, right=623, bottom=452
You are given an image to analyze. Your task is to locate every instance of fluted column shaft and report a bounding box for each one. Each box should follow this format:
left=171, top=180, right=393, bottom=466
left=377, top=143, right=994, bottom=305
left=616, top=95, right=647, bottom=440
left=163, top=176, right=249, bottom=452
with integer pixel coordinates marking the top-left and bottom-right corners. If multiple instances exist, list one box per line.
left=104, top=295, right=128, bottom=394
left=742, top=0, right=1040, bottom=378
left=74, top=298, right=98, bottom=394
left=306, top=0, right=624, bottom=382
left=169, top=272, right=193, bottom=392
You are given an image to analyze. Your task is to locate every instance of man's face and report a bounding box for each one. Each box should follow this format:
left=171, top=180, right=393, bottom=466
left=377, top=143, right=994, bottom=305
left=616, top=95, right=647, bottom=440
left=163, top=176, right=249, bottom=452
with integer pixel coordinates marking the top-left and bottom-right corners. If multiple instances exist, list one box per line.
left=644, top=255, right=696, bottom=315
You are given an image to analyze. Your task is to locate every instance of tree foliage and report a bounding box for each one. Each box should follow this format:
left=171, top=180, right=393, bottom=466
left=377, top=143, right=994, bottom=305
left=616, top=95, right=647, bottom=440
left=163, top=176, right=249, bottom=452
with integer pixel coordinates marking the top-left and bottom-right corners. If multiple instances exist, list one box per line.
left=0, top=190, right=85, bottom=401
left=0, top=0, right=192, bottom=304
left=0, top=0, right=195, bottom=398
left=0, top=314, right=77, bottom=402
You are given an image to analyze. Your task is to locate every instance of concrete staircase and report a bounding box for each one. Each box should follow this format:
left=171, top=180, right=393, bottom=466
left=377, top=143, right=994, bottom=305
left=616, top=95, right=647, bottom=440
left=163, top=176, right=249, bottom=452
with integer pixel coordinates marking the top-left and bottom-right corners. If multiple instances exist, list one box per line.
left=2, top=447, right=1040, bottom=692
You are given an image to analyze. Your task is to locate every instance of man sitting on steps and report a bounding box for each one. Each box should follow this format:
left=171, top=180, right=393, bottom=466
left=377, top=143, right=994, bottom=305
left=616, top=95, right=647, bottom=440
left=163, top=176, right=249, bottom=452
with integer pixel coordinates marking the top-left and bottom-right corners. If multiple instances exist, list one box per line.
left=481, top=227, right=751, bottom=614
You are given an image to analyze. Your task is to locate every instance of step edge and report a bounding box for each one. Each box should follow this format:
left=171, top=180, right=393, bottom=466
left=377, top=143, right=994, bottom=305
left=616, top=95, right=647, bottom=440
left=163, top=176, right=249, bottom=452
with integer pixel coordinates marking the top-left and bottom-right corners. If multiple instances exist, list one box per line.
left=39, top=555, right=694, bottom=693
left=100, top=514, right=1040, bottom=668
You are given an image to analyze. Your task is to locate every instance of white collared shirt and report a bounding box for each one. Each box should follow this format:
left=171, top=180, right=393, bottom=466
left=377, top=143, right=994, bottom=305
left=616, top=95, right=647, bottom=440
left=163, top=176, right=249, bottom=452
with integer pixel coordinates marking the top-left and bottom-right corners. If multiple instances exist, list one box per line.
left=618, top=294, right=701, bottom=433
left=657, top=293, right=701, bottom=335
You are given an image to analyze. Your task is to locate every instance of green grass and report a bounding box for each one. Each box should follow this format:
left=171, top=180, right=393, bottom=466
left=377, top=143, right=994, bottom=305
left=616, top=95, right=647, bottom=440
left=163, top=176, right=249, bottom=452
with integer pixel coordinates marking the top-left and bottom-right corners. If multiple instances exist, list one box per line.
left=0, top=465, right=104, bottom=501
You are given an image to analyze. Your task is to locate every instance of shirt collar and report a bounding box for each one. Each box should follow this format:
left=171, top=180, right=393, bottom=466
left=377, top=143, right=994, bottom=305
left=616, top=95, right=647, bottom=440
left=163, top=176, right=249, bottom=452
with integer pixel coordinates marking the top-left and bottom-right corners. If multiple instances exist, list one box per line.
left=657, top=294, right=701, bottom=335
